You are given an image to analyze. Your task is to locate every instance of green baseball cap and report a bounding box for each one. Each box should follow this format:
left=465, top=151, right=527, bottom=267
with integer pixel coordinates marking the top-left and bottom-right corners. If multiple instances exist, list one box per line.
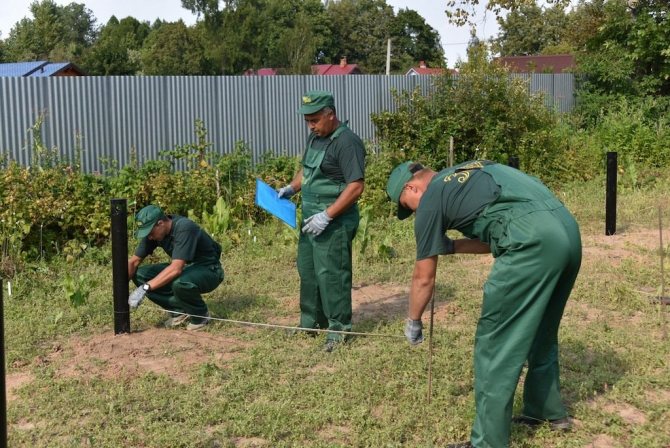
left=298, top=90, right=335, bottom=114
left=135, top=205, right=165, bottom=239
left=386, top=161, right=418, bottom=220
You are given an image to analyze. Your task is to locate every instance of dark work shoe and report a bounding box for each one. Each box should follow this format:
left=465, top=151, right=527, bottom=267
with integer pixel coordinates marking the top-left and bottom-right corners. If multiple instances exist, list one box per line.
left=446, top=442, right=473, bottom=448
left=513, top=415, right=573, bottom=431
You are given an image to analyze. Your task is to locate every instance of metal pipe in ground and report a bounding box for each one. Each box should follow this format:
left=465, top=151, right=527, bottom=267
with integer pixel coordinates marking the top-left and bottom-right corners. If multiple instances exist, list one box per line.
left=0, top=279, right=7, bottom=448
left=606, top=152, right=618, bottom=235
left=111, top=199, right=130, bottom=335
left=427, top=289, right=435, bottom=404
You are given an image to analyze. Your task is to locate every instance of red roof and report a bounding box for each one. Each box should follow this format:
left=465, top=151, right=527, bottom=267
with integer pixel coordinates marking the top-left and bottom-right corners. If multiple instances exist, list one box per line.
left=494, top=54, right=576, bottom=73
left=311, top=57, right=361, bottom=75
left=243, top=68, right=280, bottom=76
left=311, top=64, right=361, bottom=75
left=405, top=61, right=453, bottom=76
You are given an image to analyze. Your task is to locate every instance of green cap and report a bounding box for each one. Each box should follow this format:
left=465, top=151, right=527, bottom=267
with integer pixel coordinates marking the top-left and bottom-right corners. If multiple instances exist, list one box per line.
left=298, top=90, right=335, bottom=114
left=386, top=161, right=416, bottom=220
left=135, top=205, right=164, bottom=239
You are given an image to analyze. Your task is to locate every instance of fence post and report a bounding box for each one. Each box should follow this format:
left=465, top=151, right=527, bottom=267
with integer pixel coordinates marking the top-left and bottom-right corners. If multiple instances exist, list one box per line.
left=111, top=199, right=130, bottom=334
left=606, top=152, right=617, bottom=236
left=0, top=279, right=7, bottom=448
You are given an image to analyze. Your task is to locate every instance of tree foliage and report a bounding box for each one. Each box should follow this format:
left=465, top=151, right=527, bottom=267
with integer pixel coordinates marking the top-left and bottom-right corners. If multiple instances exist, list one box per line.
left=1, top=0, right=444, bottom=75
left=492, top=3, right=569, bottom=56
left=578, top=0, right=670, bottom=96
left=83, top=16, right=150, bottom=75
left=140, top=21, right=212, bottom=75
left=324, top=0, right=395, bottom=73
left=372, top=43, right=563, bottom=176
left=3, top=0, right=97, bottom=63
left=390, top=9, right=445, bottom=69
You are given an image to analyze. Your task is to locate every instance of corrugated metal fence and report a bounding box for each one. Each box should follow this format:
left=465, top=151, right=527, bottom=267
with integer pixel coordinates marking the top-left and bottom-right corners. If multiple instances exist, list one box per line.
left=0, top=74, right=574, bottom=172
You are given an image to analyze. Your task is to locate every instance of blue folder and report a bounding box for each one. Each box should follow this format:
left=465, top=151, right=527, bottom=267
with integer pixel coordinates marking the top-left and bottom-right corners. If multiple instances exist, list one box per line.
left=255, top=178, right=297, bottom=228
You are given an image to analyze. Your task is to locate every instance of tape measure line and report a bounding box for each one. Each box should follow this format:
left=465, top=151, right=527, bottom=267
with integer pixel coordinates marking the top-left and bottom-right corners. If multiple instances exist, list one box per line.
left=152, top=307, right=405, bottom=339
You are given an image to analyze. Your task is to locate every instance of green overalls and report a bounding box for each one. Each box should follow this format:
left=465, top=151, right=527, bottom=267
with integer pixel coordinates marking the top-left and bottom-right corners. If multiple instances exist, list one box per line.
left=459, top=164, right=582, bottom=447
left=134, top=260, right=223, bottom=323
left=133, top=217, right=224, bottom=324
left=297, top=125, right=359, bottom=342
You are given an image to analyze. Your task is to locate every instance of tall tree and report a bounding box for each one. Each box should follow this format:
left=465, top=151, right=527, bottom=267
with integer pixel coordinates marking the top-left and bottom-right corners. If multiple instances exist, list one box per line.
left=577, top=0, right=670, bottom=96
left=492, top=3, right=569, bottom=56
left=324, top=0, right=396, bottom=73
left=390, top=8, right=445, bottom=70
left=3, top=0, right=97, bottom=62
left=83, top=16, right=150, bottom=75
left=201, top=0, right=328, bottom=74
left=139, top=20, right=212, bottom=75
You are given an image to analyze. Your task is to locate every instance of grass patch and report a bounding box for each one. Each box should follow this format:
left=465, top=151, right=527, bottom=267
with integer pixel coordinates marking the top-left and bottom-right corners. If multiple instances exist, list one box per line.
left=4, top=176, right=670, bottom=447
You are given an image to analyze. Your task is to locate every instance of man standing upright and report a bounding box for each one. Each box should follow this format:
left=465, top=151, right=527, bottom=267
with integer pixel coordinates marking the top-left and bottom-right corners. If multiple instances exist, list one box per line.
left=386, top=160, right=582, bottom=447
left=278, top=90, right=365, bottom=352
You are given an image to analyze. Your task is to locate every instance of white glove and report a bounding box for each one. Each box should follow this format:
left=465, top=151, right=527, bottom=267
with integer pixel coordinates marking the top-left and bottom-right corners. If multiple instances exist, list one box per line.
left=404, top=319, right=424, bottom=345
left=302, top=211, right=332, bottom=236
left=277, top=185, right=295, bottom=199
left=128, top=284, right=148, bottom=309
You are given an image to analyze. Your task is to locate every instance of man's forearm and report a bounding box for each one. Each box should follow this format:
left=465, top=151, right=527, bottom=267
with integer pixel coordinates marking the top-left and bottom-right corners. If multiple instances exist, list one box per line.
left=290, top=169, right=303, bottom=192
left=408, top=256, right=438, bottom=320
left=145, top=261, right=184, bottom=290
left=408, top=279, right=434, bottom=320
left=325, top=180, right=364, bottom=218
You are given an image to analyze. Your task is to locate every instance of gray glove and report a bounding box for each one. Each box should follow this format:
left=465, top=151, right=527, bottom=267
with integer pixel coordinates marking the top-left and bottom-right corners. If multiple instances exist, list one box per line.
left=128, top=284, right=149, bottom=309
left=302, top=211, right=332, bottom=236
left=404, top=319, right=424, bottom=345
left=277, top=185, right=295, bottom=199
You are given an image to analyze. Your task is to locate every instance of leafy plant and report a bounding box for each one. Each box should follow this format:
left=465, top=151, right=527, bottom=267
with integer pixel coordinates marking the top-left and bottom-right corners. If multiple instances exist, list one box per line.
left=61, top=273, right=91, bottom=307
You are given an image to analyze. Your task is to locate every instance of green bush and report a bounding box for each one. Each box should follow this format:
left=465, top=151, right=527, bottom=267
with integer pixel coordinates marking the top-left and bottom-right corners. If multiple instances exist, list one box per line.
left=372, top=43, right=564, bottom=180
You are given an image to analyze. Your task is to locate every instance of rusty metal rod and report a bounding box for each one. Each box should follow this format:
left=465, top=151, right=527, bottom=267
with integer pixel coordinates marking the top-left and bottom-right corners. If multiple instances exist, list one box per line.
left=427, top=288, right=435, bottom=404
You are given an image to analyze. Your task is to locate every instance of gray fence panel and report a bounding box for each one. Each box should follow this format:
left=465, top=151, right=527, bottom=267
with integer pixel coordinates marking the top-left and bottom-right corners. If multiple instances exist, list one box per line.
left=553, top=74, right=575, bottom=113
left=0, top=74, right=574, bottom=171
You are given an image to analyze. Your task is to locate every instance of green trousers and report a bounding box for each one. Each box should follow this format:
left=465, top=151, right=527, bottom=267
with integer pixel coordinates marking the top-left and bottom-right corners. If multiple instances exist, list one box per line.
left=133, top=262, right=224, bottom=322
left=297, top=210, right=358, bottom=342
left=469, top=201, right=582, bottom=448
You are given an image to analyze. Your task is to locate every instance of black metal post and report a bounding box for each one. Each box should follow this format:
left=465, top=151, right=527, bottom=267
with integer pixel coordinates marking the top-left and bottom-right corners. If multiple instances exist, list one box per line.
left=0, top=279, right=7, bottom=448
left=508, top=155, right=520, bottom=169
left=111, top=199, right=130, bottom=334
left=606, top=152, right=618, bottom=236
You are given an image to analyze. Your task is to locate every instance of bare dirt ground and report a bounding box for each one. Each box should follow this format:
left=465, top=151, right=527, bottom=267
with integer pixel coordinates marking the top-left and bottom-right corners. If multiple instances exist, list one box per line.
left=5, top=228, right=668, bottom=448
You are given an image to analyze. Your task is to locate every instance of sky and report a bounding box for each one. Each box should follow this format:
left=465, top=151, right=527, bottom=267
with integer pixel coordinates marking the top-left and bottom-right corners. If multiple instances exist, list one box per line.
left=0, top=0, right=500, bottom=68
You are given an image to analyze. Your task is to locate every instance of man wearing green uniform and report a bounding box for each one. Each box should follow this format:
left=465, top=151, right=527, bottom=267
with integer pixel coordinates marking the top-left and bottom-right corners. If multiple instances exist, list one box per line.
left=386, top=160, right=582, bottom=448
left=127, top=205, right=224, bottom=331
left=278, top=90, right=365, bottom=352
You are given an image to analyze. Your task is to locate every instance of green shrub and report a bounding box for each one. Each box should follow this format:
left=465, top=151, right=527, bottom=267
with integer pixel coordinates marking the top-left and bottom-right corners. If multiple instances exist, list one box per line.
left=372, top=43, right=564, bottom=179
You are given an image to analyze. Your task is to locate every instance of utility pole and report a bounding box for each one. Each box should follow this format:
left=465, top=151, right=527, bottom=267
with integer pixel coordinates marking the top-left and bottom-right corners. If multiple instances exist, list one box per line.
left=386, top=38, right=391, bottom=75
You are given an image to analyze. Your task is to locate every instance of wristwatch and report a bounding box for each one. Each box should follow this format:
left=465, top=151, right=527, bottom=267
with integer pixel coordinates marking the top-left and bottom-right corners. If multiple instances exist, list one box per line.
left=142, top=283, right=151, bottom=291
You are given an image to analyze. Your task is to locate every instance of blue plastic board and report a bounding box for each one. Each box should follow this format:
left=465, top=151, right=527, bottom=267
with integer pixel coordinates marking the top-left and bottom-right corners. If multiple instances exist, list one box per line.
left=255, top=178, right=297, bottom=228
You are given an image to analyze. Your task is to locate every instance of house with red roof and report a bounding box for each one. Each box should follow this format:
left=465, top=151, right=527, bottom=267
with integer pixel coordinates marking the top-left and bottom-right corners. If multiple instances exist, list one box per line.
left=243, top=68, right=281, bottom=76
left=311, top=57, right=362, bottom=75
left=405, top=61, right=453, bottom=76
